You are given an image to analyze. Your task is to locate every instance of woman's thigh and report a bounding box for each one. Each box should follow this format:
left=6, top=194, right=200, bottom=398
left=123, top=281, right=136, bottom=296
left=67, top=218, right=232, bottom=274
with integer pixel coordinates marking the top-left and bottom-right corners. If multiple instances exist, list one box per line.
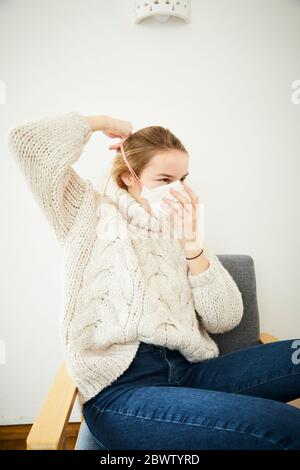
left=177, top=339, right=300, bottom=402
left=82, top=383, right=300, bottom=450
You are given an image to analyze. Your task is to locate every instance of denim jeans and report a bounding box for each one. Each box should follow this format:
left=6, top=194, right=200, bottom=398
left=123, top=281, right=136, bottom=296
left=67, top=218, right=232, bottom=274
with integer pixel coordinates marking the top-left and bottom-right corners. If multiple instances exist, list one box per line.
left=83, top=339, right=300, bottom=450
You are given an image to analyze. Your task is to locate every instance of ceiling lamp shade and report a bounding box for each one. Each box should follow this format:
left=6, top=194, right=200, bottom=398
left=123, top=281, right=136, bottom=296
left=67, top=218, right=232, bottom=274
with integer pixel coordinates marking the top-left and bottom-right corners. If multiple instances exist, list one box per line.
left=134, top=0, right=191, bottom=24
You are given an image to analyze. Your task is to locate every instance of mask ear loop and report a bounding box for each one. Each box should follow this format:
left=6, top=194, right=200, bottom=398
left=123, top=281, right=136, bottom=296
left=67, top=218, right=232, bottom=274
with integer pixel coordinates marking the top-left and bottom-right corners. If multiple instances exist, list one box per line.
left=109, top=138, right=142, bottom=190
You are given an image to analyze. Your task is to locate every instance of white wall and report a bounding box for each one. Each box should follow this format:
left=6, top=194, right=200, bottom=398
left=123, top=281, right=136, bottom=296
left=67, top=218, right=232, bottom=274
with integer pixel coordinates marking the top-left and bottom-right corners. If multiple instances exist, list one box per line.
left=0, top=0, right=299, bottom=425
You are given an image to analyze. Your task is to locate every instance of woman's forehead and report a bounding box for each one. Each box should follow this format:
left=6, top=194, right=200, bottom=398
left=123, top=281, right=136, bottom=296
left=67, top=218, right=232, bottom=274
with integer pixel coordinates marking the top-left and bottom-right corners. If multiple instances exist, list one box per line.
left=148, top=151, right=189, bottom=173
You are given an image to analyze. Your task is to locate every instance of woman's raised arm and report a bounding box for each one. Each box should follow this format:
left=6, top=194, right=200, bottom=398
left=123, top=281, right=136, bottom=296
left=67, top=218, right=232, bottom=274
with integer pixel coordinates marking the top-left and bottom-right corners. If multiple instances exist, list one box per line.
left=8, top=112, right=132, bottom=243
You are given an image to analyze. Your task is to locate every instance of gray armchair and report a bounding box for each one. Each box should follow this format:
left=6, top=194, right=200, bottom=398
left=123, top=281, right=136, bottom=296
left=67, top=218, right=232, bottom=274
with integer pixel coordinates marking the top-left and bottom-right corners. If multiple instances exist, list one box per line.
left=26, top=255, right=294, bottom=450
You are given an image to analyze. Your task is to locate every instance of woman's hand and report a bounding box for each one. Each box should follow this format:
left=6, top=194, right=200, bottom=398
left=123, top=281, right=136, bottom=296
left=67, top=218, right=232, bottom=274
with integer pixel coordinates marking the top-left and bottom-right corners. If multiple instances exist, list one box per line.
left=84, top=115, right=133, bottom=145
left=162, top=182, right=210, bottom=274
left=161, top=182, right=203, bottom=253
left=101, top=115, right=133, bottom=140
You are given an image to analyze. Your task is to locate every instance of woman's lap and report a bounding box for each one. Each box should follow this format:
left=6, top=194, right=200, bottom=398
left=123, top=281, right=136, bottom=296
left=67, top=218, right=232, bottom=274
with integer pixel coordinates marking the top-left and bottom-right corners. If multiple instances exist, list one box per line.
left=83, top=339, right=300, bottom=450
left=178, top=338, right=300, bottom=402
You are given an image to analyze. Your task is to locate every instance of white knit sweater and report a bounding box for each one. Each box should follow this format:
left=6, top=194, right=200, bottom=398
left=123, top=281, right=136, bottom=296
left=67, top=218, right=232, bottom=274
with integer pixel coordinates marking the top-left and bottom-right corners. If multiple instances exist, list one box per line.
left=8, top=112, right=244, bottom=408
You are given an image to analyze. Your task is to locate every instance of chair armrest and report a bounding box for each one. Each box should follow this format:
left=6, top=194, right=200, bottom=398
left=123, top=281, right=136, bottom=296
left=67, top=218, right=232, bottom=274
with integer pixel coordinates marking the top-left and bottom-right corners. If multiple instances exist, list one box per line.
left=259, top=332, right=279, bottom=344
left=26, top=362, right=77, bottom=450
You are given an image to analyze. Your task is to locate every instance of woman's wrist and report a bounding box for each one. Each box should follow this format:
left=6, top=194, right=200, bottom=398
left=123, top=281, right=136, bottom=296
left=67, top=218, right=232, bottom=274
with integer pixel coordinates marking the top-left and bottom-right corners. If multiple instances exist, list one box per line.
left=84, top=115, right=108, bottom=133
left=181, top=238, right=203, bottom=257
left=185, top=248, right=203, bottom=260
left=187, top=251, right=210, bottom=276
left=183, top=241, right=210, bottom=275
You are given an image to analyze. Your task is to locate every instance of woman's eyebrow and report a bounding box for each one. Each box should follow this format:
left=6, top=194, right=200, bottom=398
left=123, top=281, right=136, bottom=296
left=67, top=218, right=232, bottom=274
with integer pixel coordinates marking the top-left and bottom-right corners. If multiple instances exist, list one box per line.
left=156, top=172, right=189, bottom=178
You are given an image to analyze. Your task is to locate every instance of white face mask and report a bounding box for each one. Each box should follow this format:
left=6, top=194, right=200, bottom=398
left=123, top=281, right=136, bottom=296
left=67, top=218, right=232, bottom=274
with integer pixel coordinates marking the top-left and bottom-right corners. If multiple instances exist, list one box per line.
left=118, top=141, right=191, bottom=219
left=140, top=179, right=190, bottom=218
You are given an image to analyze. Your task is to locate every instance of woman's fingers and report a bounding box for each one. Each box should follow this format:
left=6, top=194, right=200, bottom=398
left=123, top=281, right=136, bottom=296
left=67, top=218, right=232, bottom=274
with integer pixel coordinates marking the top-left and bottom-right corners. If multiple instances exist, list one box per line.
left=169, top=188, right=191, bottom=205
left=162, top=198, right=183, bottom=214
left=181, top=182, right=200, bottom=209
left=108, top=136, right=128, bottom=150
left=106, top=116, right=133, bottom=137
left=166, top=188, right=193, bottom=215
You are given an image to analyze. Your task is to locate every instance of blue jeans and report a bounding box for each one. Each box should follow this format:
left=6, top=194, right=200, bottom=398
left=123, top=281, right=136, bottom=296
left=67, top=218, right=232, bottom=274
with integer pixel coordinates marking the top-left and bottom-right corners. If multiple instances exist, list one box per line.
left=83, top=339, right=300, bottom=450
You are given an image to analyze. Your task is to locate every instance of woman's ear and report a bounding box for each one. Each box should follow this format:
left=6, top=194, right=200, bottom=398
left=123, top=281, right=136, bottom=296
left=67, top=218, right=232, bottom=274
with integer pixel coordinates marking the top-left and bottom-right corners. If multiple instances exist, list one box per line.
left=120, top=172, right=132, bottom=188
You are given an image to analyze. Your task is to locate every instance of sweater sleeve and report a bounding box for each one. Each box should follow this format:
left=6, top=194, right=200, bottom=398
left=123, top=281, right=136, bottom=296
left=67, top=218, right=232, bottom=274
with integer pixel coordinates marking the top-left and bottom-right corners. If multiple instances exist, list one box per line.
left=187, top=247, right=244, bottom=334
left=8, top=111, right=93, bottom=243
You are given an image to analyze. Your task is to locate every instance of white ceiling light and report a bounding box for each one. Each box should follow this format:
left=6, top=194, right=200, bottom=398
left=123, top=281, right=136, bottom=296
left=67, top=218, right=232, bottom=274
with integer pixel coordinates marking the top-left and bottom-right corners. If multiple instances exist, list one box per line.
left=134, top=0, right=191, bottom=24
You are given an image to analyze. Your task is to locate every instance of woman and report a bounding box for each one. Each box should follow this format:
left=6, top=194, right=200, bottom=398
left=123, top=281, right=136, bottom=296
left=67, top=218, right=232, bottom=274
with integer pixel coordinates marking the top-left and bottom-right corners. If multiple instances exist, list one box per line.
left=9, top=112, right=300, bottom=450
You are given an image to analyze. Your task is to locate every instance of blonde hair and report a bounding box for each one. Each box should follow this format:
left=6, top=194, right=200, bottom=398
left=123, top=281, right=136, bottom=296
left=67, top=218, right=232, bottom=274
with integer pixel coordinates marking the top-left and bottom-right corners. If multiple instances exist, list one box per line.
left=101, top=126, right=188, bottom=196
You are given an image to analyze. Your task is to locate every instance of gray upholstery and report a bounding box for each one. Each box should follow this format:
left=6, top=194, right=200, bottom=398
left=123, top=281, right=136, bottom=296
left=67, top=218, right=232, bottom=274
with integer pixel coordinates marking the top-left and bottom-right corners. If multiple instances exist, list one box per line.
left=75, top=254, right=260, bottom=450
left=210, top=255, right=260, bottom=354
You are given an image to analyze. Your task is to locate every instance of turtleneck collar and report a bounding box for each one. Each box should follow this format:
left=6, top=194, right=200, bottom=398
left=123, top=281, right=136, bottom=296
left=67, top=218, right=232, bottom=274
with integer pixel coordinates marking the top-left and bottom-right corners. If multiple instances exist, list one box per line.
left=111, top=186, right=171, bottom=238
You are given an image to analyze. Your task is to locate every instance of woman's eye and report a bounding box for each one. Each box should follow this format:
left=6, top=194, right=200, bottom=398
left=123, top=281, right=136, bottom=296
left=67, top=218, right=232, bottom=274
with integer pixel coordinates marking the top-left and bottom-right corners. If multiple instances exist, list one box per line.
left=158, top=177, right=186, bottom=183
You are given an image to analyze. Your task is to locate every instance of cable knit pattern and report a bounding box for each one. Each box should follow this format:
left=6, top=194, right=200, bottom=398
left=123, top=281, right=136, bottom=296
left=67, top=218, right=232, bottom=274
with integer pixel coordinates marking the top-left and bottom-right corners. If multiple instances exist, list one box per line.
left=8, top=112, right=244, bottom=409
